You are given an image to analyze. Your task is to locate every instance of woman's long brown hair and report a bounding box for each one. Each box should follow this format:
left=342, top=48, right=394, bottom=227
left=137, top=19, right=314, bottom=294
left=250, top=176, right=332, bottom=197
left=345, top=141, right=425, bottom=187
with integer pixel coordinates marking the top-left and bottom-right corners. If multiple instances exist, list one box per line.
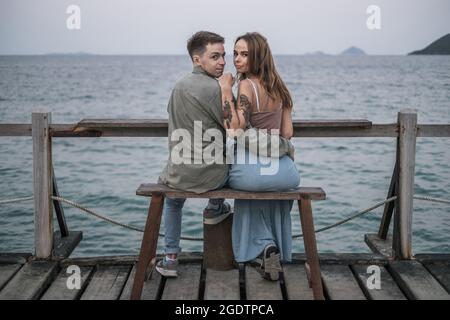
left=236, top=32, right=293, bottom=109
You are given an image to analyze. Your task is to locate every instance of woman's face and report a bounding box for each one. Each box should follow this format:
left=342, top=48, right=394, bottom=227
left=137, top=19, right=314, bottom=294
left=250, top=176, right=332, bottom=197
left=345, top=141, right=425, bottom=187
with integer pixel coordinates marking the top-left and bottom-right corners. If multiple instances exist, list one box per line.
left=234, top=39, right=249, bottom=74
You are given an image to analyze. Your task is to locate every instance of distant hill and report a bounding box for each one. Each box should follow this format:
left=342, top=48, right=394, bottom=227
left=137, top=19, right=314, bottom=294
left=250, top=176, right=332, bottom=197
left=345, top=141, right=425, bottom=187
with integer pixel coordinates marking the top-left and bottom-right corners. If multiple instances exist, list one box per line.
left=304, top=51, right=330, bottom=56
left=45, top=51, right=93, bottom=56
left=340, top=46, right=366, bottom=55
left=409, top=34, right=450, bottom=55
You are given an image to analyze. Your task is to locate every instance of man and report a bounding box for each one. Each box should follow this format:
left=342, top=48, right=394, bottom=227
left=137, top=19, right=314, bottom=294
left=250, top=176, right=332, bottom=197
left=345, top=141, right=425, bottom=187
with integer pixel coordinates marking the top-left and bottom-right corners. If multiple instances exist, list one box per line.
left=156, top=31, right=294, bottom=277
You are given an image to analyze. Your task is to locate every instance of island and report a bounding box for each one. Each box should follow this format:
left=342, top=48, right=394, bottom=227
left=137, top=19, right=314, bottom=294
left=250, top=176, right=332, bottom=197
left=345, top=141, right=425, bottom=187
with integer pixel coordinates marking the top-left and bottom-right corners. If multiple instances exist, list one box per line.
left=409, top=34, right=450, bottom=55
left=340, top=46, right=366, bottom=55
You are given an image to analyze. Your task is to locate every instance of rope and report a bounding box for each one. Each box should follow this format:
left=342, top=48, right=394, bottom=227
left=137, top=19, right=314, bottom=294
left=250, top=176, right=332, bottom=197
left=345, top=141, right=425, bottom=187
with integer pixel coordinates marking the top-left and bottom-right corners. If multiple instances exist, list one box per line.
left=51, top=196, right=203, bottom=241
left=293, top=196, right=397, bottom=238
left=0, top=196, right=33, bottom=205
left=1, top=193, right=449, bottom=241
left=414, top=195, right=450, bottom=205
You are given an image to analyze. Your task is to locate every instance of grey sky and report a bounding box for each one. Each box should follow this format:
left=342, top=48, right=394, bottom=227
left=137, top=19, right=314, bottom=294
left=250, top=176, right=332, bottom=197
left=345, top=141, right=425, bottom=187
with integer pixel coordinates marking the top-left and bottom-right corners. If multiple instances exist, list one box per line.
left=0, top=0, right=449, bottom=55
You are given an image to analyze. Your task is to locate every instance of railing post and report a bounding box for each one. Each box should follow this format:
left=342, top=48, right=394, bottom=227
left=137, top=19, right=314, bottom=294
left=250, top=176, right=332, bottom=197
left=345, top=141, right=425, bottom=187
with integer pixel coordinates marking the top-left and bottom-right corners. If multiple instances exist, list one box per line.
left=393, top=110, right=417, bottom=260
left=32, top=112, right=53, bottom=259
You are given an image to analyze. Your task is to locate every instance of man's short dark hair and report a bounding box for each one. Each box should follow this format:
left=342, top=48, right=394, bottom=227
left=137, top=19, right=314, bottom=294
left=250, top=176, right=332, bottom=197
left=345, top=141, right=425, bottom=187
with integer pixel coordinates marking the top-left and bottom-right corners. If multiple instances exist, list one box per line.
left=187, top=31, right=225, bottom=61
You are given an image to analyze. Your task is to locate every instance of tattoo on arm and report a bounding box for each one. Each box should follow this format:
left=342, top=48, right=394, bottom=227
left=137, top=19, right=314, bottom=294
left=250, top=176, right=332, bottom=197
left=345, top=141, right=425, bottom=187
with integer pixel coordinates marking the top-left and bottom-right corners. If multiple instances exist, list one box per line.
left=223, top=100, right=233, bottom=129
left=239, top=94, right=252, bottom=129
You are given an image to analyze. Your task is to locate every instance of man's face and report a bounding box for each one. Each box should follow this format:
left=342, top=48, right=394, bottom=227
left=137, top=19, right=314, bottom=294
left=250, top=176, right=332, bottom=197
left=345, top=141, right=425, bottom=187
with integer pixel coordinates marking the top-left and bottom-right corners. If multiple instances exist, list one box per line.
left=194, top=42, right=226, bottom=78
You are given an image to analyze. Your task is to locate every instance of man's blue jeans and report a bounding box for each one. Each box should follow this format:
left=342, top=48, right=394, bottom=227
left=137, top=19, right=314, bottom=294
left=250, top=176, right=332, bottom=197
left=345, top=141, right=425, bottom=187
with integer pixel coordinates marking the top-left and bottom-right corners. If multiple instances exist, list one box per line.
left=163, top=178, right=228, bottom=255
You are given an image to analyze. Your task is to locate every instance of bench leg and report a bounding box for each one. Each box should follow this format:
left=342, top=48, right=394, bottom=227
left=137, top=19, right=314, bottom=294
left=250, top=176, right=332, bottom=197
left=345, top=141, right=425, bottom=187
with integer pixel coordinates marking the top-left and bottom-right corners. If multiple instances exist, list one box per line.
left=298, top=199, right=325, bottom=300
left=131, top=193, right=164, bottom=300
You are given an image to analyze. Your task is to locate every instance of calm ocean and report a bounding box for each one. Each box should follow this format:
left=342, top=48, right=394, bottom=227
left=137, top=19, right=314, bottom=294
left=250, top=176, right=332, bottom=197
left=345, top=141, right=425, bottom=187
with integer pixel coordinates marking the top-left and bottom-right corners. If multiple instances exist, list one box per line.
left=1, top=55, right=449, bottom=257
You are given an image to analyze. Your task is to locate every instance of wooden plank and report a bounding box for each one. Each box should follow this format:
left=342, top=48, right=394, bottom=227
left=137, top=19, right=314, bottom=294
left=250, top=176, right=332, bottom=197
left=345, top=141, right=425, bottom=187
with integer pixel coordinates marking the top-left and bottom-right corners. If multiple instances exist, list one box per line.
left=137, top=184, right=326, bottom=201
left=120, top=265, right=162, bottom=300
left=80, top=265, right=131, bottom=300
left=0, top=253, right=31, bottom=264
left=293, top=124, right=397, bottom=137
left=204, top=269, right=240, bottom=300
left=161, top=264, right=202, bottom=300
left=423, top=263, right=450, bottom=293
left=50, top=124, right=103, bottom=138
left=59, top=253, right=387, bottom=268
left=61, top=255, right=138, bottom=267
left=45, top=123, right=450, bottom=138
left=40, top=266, right=94, bottom=300
left=77, top=119, right=372, bottom=129
left=320, top=265, right=366, bottom=300
left=51, top=124, right=398, bottom=138
left=60, top=252, right=203, bottom=267
left=51, top=126, right=165, bottom=138
left=52, top=231, right=82, bottom=259
left=393, top=110, right=416, bottom=259
left=364, top=234, right=393, bottom=257
left=415, top=254, right=450, bottom=263
left=0, top=264, right=23, bottom=291
left=282, top=264, right=313, bottom=300
left=0, top=124, right=32, bottom=136
left=351, top=265, right=406, bottom=300
left=291, top=253, right=388, bottom=265
left=388, top=260, right=450, bottom=300
left=293, top=119, right=372, bottom=128
left=417, top=124, right=450, bottom=137
left=0, top=261, right=58, bottom=300
left=4, top=122, right=449, bottom=138
left=77, top=119, right=169, bottom=128
left=32, top=112, right=53, bottom=259
left=245, top=266, right=283, bottom=300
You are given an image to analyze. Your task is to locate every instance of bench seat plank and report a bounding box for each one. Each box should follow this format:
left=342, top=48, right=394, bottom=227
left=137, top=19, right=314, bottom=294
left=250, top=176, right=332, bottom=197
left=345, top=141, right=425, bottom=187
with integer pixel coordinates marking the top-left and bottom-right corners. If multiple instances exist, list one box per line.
left=137, top=184, right=325, bottom=201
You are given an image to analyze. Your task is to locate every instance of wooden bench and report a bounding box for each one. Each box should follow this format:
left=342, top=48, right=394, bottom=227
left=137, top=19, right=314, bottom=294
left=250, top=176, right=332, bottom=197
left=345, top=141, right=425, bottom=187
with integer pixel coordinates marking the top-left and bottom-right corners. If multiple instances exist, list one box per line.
left=130, top=183, right=326, bottom=300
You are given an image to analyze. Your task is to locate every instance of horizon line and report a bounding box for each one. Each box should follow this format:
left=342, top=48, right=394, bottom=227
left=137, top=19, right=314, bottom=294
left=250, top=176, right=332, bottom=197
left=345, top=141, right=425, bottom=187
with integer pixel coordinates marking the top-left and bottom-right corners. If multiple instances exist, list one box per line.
left=0, top=52, right=412, bottom=56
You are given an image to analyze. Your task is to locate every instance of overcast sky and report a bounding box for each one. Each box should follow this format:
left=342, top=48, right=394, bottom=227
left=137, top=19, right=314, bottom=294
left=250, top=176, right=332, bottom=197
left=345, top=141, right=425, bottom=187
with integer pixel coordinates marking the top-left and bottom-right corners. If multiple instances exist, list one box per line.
left=0, top=0, right=449, bottom=55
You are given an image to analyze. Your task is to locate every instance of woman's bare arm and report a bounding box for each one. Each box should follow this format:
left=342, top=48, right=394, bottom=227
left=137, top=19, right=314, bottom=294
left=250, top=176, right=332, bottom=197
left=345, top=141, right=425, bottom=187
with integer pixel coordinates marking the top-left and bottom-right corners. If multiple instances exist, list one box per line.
left=236, top=79, right=254, bottom=130
left=280, top=107, right=294, bottom=139
left=218, top=73, right=244, bottom=131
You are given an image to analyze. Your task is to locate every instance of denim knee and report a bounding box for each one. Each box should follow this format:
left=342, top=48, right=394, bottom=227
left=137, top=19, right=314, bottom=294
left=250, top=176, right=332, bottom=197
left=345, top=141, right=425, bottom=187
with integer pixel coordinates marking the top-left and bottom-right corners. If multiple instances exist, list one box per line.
left=165, top=197, right=186, bottom=209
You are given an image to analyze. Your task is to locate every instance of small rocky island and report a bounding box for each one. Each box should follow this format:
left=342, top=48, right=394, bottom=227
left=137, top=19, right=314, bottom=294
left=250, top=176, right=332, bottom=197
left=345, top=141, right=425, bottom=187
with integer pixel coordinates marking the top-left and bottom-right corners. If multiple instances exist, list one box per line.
left=340, top=46, right=366, bottom=55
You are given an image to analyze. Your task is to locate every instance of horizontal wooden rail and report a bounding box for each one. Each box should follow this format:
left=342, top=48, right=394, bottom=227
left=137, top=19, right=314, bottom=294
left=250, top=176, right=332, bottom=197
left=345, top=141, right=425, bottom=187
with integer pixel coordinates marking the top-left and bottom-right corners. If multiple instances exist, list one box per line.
left=0, top=124, right=32, bottom=136
left=1, top=120, right=450, bottom=138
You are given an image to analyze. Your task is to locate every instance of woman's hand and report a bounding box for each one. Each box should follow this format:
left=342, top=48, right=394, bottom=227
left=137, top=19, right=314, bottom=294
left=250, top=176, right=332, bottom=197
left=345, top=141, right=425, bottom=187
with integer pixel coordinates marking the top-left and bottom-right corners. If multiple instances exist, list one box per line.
left=218, top=73, right=235, bottom=89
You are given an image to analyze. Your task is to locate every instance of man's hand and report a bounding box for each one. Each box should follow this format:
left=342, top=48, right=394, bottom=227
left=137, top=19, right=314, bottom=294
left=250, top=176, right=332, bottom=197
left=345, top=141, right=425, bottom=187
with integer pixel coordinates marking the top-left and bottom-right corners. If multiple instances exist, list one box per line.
left=218, top=73, right=235, bottom=89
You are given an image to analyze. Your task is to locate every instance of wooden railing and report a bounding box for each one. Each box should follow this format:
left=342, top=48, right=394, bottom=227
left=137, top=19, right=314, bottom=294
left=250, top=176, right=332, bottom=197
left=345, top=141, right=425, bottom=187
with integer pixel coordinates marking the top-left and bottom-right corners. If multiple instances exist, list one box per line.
left=1, top=110, right=449, bottom=260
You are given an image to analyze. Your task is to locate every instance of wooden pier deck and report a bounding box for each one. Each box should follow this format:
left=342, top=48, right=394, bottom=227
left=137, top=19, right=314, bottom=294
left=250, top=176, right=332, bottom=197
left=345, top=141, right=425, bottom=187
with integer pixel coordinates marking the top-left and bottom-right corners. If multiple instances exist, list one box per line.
left=2, top=111, right=450, bottom=301
left=1, top=253, right=449, bottom=300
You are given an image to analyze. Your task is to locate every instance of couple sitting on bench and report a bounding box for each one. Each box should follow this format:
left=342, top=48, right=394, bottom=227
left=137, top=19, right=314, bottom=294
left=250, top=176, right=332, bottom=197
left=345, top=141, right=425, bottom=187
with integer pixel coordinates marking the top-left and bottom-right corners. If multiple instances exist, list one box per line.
left=156, top=31, right=299, bottom=282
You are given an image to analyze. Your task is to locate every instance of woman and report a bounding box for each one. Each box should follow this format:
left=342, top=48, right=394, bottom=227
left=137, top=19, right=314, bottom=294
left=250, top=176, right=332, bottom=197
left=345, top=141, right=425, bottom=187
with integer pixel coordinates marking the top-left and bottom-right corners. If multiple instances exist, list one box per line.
left=220, top=32, right=300, bottom=281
